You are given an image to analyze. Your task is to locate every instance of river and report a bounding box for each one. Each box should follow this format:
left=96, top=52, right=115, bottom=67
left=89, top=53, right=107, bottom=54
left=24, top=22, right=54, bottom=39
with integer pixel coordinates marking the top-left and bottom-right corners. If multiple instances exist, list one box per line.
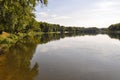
left=0, top=33, right=120, bottom=80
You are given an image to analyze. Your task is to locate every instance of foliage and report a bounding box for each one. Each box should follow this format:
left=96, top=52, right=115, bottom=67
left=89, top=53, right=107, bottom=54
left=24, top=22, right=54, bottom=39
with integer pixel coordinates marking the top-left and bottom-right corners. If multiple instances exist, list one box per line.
left=39, top=22, right=99, bottom=34
left=0, top=0, right=48, bottom=33
left=0, top=0, right=101, bottom=36
left=108, top=23, right=120, bottom=31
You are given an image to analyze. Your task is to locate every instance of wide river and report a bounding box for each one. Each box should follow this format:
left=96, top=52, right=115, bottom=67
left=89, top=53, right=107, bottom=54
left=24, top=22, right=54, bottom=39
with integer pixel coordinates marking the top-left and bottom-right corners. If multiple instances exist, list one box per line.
left=1, top=33, right=120, bottom=80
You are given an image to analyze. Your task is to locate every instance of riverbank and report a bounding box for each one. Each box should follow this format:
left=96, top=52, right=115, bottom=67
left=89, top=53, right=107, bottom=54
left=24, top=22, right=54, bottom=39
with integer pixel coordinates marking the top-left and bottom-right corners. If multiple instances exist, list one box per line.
left=0, top=32, right=28, bottom=50
left=0, top=30, right=120, bottom=51
left=0, top=31, right=60, bottom=50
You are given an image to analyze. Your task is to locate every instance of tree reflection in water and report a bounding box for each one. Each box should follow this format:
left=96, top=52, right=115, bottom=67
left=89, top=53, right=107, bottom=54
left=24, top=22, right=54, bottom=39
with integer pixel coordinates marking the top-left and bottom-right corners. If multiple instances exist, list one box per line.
left=108, top=33, right=120, bottom=40
left=0, top=33, right=120, bottom=80
left=0, top=36, right=39, bottom=80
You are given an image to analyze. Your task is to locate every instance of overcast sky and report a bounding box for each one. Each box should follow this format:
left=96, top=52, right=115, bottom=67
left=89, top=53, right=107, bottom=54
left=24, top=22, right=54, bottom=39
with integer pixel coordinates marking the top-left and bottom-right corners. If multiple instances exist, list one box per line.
left=35, top=0, right=120, bottom=28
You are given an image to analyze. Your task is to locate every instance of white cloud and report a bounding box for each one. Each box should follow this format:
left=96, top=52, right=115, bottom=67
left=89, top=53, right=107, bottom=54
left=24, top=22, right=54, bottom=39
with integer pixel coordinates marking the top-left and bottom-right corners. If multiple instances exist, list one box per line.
left=47, top=9, right=51, bottom=12
left=57, top=16, right=71, bottom=19
left=39, top=12, right=48, bottom=17
left=95, top=1, right=120, bottom=11
left=35, top=0, right=120, bottom=27
left=98, top=1, right=117, bottom=8
left=51, top=15, right=71, bottom=19
left=51, top=14, right=57, bottom=18
left=35, top=11, right=71, bottom=21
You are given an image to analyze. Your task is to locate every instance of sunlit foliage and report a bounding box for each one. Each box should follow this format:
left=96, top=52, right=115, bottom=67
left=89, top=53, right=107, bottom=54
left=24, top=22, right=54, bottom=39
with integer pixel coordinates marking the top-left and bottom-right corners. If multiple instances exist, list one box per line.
left=0, top=0, right=48, bottom=33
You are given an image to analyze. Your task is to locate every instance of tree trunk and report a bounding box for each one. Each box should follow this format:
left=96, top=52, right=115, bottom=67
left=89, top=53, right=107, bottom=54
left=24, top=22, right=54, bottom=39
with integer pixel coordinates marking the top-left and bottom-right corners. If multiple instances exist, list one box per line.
left=0, top=30, right=2, bottom=34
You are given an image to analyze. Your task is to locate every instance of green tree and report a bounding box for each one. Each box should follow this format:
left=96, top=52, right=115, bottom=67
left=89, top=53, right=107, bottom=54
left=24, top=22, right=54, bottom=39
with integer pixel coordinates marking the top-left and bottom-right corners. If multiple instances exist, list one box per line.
left=108, top=23, right=120, bottom=31
left=0, top=0, right=48, bottom=33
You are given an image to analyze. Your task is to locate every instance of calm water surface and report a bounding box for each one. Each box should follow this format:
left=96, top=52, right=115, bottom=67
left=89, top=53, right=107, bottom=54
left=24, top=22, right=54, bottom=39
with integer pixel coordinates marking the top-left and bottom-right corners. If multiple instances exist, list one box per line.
left=31, top=34, right=120, bottom=80
left=1, top=34, right=120, bottom=80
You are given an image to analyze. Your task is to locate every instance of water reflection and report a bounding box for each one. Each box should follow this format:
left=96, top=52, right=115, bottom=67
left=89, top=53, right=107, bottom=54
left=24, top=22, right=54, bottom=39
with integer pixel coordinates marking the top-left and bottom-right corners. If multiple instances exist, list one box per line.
left=0, top=37, right=39, bottom=80
left=0, top=33, right=120, bottom=80
left=108, top=33, right=120, bottom=40
left=32, top=34, right=120, bottom=80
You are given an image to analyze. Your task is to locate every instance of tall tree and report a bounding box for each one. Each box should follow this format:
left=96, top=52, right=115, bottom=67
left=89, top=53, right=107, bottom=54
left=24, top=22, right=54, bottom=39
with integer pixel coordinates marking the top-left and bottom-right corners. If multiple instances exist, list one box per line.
left=0, top=0, right=48, bottom=33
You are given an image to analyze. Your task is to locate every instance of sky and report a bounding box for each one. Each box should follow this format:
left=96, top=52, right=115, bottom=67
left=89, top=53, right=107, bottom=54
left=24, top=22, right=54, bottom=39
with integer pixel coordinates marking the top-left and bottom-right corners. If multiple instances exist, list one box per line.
left=35, top=0, right=120, bottom=28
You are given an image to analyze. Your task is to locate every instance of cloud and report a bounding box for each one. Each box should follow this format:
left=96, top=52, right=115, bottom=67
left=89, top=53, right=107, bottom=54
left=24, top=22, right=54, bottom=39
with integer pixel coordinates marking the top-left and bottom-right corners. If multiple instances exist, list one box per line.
left=47, top=9, right=51, bottom=12
left=56, top=16, right=71, bottom=19
left=94, top=1, right=120, bottom=11
left=35, top=11, right=71, bottom=21
left=51, top=14, right=57, bottom=18
left=51, top=14, right=71, bottom=19
left=35, top=0, right=120, bottom=27
left=38, top=12, right=48, bottom=17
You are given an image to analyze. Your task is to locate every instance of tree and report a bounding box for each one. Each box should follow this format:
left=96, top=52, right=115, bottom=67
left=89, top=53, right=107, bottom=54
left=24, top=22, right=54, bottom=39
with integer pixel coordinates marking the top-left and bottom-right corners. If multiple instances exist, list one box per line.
left=108, top=23, right=120, bottom=31
left=0, top=24, right=4, bottom=34
left=25, top=18, right=40, bottom=33
left=0, top=0, right=48, bottom=33
left=59, top=26, right=65, bottom=33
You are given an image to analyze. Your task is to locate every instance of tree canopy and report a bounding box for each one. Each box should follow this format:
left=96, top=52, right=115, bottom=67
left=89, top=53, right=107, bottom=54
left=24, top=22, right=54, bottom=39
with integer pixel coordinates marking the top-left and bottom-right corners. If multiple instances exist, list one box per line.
left=108, top=23, right=120, bottom=31
left=0, top=0, right=48, bottom=33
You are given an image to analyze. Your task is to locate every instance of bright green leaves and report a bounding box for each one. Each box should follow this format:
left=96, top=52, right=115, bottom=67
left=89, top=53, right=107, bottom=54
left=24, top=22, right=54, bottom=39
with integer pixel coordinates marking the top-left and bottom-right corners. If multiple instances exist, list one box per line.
left=0, top=0, right=48, bottom=33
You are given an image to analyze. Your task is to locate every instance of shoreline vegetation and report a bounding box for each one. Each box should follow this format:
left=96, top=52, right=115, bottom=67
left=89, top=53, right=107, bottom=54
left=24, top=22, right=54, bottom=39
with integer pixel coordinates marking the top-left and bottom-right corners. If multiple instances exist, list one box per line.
left=0, top=21, right=120, bottom=50
left=0, top=0, right=120, bottom=51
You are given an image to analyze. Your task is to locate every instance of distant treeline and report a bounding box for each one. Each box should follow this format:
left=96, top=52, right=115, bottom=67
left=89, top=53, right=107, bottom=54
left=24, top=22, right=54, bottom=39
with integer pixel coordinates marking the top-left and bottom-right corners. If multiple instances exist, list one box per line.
left=38, top=22, right=120, bottom=34
left=108, top=23, right=120, bottom=32
left=39, top=22, right=100, bottom=34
